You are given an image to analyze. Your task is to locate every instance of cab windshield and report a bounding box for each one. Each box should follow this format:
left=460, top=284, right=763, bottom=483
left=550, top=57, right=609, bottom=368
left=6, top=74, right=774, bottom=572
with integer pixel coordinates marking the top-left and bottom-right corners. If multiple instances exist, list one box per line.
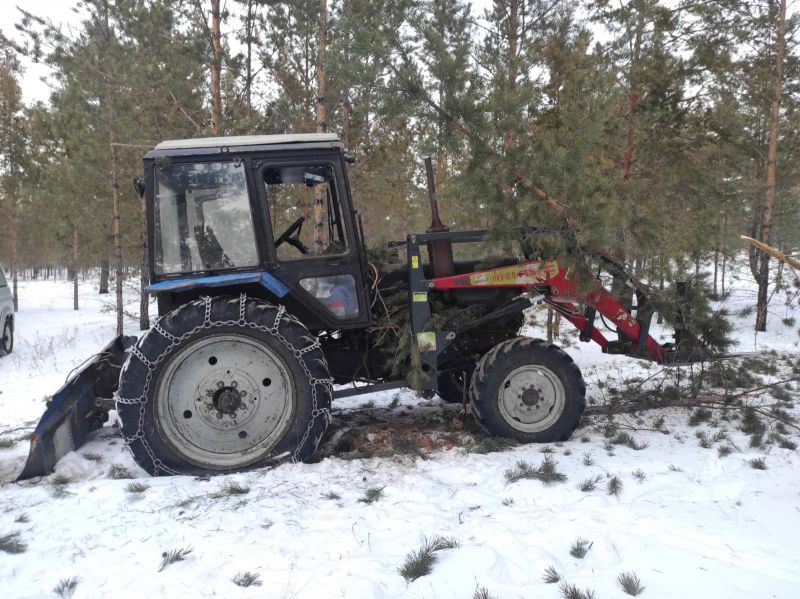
left=153, top=161, right=259, bottom=275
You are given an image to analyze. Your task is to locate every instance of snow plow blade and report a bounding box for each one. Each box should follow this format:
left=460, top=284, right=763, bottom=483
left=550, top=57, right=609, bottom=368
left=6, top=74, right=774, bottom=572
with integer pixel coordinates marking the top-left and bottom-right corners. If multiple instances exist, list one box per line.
left=16, top=335, right=136, bottom=481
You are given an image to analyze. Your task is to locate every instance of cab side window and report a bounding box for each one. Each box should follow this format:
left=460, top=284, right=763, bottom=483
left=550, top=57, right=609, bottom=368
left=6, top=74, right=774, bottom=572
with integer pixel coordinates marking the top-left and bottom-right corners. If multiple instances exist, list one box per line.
left=263, top=165, right=347, bottom=260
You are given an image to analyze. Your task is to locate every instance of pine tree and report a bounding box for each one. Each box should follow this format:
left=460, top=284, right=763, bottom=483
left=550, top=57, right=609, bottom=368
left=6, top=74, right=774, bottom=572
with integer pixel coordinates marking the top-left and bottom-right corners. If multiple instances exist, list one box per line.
left=410, top=0, right=476, bottom=230
left=327, top=0, right=426, bottom=240
left=14, top=0, right=209, bottom=323
left=684, top=0, right=800, bottom=331
left=0, top=44, right=25, bottom=311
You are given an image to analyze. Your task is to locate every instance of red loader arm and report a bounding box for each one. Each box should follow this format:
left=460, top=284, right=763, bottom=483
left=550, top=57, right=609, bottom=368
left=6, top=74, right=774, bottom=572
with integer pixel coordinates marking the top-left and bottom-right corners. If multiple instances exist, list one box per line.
left=429, top=259, right=668, bottom=364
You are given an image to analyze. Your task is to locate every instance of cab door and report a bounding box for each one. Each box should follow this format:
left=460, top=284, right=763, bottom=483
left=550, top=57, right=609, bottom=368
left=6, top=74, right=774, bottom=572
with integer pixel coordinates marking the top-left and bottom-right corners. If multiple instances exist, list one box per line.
left=256, top=154, right=371, bottom=329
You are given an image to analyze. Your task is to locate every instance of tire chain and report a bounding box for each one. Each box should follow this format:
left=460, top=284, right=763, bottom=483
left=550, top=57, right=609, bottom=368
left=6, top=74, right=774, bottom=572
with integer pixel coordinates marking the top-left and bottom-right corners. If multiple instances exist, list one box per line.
left=115, top=294, right=333, bottom=476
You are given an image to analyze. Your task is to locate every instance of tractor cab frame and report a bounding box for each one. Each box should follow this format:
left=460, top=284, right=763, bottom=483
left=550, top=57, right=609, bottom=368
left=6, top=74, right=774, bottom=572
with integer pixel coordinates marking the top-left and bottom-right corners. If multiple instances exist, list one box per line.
left=144, top=133, right=373, bottom=332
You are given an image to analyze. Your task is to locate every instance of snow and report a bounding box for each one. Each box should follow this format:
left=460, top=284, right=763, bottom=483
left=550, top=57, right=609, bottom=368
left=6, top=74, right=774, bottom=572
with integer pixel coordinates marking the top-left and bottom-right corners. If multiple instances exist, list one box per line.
left=1, top=266, right=798, bottom=599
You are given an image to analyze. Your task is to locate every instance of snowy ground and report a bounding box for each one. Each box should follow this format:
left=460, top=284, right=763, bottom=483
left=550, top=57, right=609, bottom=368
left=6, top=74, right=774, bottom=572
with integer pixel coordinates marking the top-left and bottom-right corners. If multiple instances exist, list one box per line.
left=0, top=264, right=798, bottom=599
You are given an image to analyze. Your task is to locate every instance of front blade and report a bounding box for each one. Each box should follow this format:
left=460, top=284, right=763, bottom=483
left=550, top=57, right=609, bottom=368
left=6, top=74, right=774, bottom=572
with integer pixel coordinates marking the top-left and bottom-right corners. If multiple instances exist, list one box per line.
left=16, top=335, right=136, bottom=480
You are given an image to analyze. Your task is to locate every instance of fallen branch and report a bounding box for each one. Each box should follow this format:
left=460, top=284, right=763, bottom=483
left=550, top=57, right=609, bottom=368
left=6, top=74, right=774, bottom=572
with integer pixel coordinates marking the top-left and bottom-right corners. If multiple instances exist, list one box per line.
left=587, top=400, right=799, bottom=431
left=726, top=377, right=800, bottom=399
left=741, top=236, right=800, bottom=284
left=585, top=375, right=800, bottom=432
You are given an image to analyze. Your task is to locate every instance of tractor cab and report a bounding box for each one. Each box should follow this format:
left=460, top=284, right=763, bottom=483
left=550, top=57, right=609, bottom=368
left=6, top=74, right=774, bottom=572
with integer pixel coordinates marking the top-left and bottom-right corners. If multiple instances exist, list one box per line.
left=143, top=133, right=371, bottom=330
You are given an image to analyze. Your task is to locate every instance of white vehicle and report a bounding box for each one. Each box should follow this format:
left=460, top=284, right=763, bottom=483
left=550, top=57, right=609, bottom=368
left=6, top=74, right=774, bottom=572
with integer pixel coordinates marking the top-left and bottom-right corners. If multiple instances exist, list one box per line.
left=0, top=267, right=13, bottom=356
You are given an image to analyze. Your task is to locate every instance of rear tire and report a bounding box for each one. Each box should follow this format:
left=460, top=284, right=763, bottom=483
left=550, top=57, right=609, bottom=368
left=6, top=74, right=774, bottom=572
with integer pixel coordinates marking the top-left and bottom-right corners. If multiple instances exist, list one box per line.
left=116, top=296, right=331, bottom=476
left=469, top=337, right=585, bottom=443
left=0, top=318, right=12, bottom=357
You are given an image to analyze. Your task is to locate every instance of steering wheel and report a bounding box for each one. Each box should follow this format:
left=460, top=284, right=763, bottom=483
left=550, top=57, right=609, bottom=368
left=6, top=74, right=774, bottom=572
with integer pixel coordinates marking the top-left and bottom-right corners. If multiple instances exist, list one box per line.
left=274, top=216, right=308, bottom=254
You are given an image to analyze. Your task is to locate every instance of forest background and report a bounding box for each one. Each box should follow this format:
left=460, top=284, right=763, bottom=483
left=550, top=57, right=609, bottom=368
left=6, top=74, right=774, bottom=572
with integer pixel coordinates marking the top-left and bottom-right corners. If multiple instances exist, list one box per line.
left=0, top=0, right=797, bottom=333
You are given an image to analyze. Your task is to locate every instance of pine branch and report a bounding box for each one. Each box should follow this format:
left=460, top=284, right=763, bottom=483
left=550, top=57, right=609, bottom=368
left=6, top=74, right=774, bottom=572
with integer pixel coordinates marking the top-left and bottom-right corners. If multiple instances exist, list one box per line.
left=384, top=52, right=651, bottom=295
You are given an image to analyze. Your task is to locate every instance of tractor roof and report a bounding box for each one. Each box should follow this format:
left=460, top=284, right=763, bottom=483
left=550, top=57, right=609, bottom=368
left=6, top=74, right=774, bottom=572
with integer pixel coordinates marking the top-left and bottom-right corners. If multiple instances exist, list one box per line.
left=147, top=133, right=343, bottom=157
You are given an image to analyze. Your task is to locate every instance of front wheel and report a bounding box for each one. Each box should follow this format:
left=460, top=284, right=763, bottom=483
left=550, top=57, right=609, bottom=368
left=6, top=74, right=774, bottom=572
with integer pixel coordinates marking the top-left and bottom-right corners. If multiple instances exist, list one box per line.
left=469, top=338, right=585, bottom=443
left=116, top=296, right=332, bottom=476
left=0, top=318, right=12, bottom=357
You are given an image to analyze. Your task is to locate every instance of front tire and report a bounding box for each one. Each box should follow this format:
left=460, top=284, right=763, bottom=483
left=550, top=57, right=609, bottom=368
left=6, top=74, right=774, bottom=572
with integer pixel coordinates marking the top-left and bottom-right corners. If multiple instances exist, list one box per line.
left=469, top=337, right=585, bottom=443
left=116, top=296, right=331, bottom=476
left=0, top=318, right=12, bottom=357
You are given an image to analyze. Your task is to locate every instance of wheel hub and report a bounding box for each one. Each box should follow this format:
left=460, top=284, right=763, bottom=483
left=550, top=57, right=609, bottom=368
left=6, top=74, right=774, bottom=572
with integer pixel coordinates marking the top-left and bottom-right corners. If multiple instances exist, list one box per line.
left=154, top=334, right=296, bottom=470
left=498, top=364, right=566, bottom=433
left=213, top=385, right=243, bottom=414
left=521, top=387, right=542, bottom=407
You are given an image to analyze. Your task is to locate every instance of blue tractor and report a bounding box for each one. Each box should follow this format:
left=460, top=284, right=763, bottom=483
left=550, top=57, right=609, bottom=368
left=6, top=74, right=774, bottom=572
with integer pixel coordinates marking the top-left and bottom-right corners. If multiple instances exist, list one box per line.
left=19, top=133, right=701, bottom=479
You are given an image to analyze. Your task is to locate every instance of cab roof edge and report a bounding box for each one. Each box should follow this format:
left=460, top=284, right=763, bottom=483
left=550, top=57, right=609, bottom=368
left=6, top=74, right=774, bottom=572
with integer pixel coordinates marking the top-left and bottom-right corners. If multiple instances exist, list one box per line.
left=155, top=133, right=341, bottom=151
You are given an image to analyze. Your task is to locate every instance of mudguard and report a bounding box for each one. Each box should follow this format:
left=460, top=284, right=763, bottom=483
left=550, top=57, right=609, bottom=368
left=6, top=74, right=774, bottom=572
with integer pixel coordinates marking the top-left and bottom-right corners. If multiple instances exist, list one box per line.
left=16, top=335, right=136, bottom=480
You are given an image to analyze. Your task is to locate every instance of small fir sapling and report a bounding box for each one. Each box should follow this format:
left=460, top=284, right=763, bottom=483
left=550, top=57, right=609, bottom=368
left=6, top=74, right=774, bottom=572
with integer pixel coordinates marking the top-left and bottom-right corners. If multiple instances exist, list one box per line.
left=53, top=577, right=79, bottom=598
left=543, top=565, right=561, bottom=583
left=618, top=571, right=645, bottom=596
left=159, top=547, right=193, bottom=572
left=608, top=475, right=623, bottom=496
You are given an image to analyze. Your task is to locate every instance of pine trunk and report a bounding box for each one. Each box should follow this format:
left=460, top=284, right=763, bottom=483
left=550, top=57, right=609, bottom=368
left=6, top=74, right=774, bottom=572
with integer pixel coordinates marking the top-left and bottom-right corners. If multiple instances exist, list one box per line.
left=103, top=7, right=123, bottom=335
left=621, top=4, right=645, bottom=184
left=341, top=88, right=351, bottom=148
left=110, top=136, right=124, bottom=337
left=755, top=0, right=786, bottom=332
left=10, top=194, right=18, bottom=312
left=503, top=0, right=519, bottom=223
left=72, top=227, right=79, bottom=311
left=210, top=0, right=223, bottom=135
left=140, top=191, right=150, bottom=330
left=99, top=255, right=109, bottom=294
left=312, top=0, right=328, bottom=253
left=721, top=213, right=727, bottom=294
left=340, top=0, right=352, bottom=150
left=713, top=213, right=720, bottom=294
left=613, top=2, right=646, bottom=338
left=245, top=0, right=253, bottom=114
